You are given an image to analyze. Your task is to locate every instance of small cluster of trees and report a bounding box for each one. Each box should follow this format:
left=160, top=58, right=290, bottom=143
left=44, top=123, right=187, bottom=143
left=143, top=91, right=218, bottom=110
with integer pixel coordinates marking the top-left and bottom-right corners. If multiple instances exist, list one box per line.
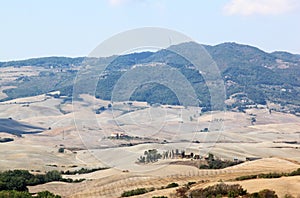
left=162, top=149, right=186, bottom=159
left=199, top=153, right=243, bottom=169
left=61, top=167, right=109, bottom=175
left=95, top=104, right=112, bottom=114
left=0, top=170, right=61, bottom=191
left=138, top=149, right=162, bottom=163
left=138, top=150, right=245, bottom=169
left=0, top=169, right=84, bottom=192
left=0, top=170, right=63, bottom=197
left=137, top=148, right=197, bottom=163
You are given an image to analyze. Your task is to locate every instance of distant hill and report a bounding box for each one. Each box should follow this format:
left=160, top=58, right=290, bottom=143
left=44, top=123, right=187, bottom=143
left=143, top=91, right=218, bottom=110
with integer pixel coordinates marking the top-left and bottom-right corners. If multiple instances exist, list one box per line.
left=1, top=42, right=299, bottom=114
left=0, top=57, right=85, bottom=68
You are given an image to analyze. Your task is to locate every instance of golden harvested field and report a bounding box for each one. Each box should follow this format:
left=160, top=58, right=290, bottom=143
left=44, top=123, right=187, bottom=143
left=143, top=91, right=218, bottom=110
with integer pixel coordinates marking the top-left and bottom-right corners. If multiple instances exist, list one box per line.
left=0, top=94, right=300, bottom=197
left=28, top=158, right=300, bottom=197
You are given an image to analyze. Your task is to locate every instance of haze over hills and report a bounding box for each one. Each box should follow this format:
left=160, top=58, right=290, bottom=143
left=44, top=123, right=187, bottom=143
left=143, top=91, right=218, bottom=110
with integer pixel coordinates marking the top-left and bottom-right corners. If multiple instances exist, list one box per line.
left=1, top=42, right=300, bottom=114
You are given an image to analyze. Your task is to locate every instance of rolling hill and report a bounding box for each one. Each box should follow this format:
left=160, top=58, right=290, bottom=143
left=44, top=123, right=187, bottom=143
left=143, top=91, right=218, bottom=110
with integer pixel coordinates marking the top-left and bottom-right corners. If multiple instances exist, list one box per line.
left=0, top=42, right=299, bottom=114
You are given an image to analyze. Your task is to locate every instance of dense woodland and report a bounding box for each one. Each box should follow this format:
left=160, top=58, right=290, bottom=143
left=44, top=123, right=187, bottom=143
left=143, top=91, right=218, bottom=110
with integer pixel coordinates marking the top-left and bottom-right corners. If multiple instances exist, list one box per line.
left=0, top=169, right=83, bottom=194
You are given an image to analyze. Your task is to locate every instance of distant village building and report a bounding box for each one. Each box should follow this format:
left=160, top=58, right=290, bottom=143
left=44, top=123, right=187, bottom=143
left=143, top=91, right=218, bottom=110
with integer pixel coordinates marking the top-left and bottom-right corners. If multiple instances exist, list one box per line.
left=110, top=132, right=128, bottom=139
left=46, top=91, right=61, bottom=98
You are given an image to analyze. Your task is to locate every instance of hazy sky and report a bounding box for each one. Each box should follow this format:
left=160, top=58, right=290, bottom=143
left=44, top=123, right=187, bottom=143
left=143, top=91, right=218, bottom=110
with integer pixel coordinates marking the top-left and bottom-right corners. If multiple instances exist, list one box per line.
left=1, top=0, right=300, bottom=61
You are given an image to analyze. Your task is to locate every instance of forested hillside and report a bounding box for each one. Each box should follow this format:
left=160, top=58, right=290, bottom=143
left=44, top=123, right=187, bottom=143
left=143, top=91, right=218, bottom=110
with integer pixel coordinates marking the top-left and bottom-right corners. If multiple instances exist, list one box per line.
left=1, top=42, right=299, bottom=114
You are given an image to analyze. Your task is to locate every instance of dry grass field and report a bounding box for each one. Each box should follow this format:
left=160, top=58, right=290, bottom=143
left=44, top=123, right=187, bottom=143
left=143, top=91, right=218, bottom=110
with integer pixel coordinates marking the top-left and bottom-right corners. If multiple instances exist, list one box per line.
left=28, top=158, right=300, bottom=197
left=1, top=94, right=300, bottom=197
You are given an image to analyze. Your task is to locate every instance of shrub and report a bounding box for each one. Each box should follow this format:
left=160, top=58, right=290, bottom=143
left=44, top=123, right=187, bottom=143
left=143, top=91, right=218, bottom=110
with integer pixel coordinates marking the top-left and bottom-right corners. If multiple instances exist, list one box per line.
left=288, top=168, right=300, bottom=176
left=58, top=148, right=65, bottom=153
left=189, top=183, right=247, bottom=198
left=187, top=181, right=196, bottom=186
left=236, top=168, right=300, bottom=181
left=258, top=172, right=282, bottom=179
left=166, top=182, right=179, bottom=188
left=36, top=191, right=61, bottom=198
left=121, top=188, right=148, bottom=197
left=253, top=189, right=278, bottom=198
left=236, top=175, right=257, bottom=181
left=176, top=186, right=189, bottom=197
